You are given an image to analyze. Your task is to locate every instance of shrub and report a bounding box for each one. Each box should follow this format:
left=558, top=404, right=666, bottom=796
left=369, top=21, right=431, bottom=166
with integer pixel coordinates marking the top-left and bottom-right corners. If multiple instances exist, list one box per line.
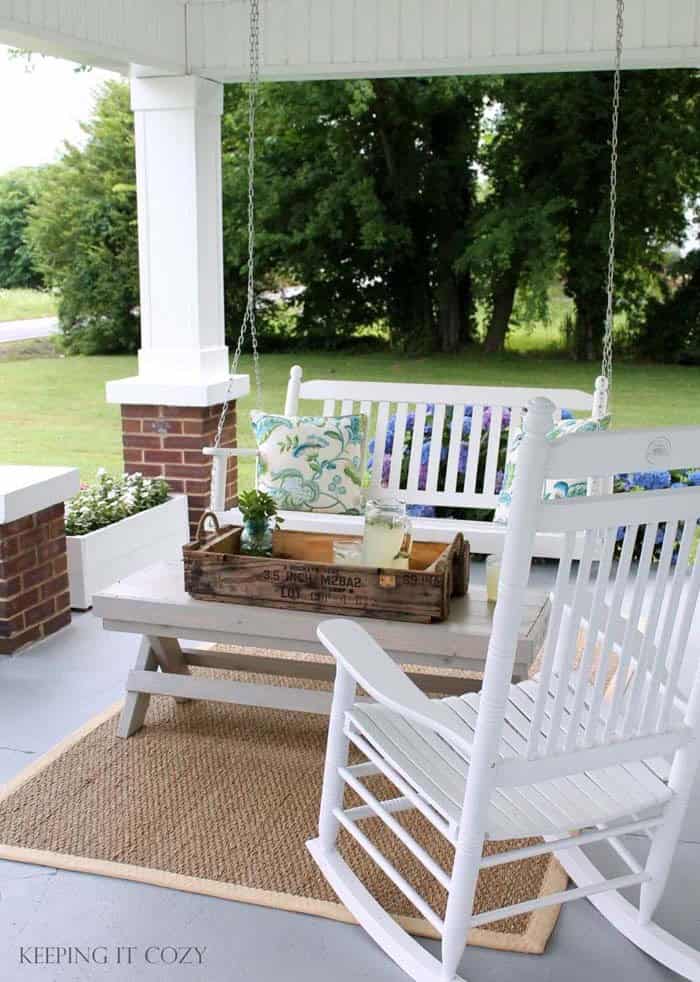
left=633, top=251, right=700, bottom=365
left=369, top=408, right=700, bottom=561
left=27, top=81, right=140, bottom=354
left=65, top=470, right=170, bottom=536
left=0, top=167, right=45, bottom=289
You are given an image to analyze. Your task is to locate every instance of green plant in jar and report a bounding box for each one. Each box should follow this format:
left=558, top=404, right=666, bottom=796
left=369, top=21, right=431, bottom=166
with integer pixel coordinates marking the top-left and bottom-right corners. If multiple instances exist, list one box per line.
left=238, top=489, right=283, bottom=556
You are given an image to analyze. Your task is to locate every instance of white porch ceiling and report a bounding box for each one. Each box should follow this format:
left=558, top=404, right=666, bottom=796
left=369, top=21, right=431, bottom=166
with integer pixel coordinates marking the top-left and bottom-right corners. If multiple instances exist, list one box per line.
left=0, top=0, right=698, bottom=79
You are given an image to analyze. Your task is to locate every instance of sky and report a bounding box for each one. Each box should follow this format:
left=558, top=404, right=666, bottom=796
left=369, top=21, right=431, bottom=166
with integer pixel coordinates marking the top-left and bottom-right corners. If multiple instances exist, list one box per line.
left=0, top=45, right=117, bottom=175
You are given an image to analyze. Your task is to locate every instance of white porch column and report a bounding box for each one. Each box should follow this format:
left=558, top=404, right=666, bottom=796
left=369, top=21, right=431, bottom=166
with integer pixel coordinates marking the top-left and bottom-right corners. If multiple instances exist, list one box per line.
left=106, top=73, right=248, bottom=408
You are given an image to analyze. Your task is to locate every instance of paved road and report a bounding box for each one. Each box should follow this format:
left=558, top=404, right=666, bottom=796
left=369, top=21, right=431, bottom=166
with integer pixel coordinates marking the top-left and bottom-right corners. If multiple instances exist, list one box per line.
left=0, top=315, right=59, bottom=343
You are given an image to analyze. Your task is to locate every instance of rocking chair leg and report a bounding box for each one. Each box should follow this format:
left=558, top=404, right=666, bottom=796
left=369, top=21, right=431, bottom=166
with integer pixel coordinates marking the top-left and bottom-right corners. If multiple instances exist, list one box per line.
left=640, top=745, right=699, bottom=923
left=440, top=833, right=484, bottom=982
left=317, top=664, right=356, bottom=852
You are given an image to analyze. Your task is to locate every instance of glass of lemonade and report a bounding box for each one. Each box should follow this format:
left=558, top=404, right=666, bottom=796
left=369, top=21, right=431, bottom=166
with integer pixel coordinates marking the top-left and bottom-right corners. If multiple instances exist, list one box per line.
left=362, top=496, right=412, bottom=569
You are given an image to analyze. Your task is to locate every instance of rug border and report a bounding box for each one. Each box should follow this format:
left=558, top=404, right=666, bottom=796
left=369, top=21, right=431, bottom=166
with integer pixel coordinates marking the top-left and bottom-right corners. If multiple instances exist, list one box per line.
left=0, top=701, right=567, bottom=955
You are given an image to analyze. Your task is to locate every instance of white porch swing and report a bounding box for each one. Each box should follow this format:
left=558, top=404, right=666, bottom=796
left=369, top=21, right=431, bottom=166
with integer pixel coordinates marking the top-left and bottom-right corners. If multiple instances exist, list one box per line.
left=204, top=0, right=619, bottom=558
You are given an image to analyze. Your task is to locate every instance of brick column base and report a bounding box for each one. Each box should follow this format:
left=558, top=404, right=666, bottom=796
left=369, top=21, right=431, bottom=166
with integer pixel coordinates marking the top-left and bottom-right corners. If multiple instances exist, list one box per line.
left=0, top=504, right=71, bottom=655
left=120, top=403, right=238, bottom=535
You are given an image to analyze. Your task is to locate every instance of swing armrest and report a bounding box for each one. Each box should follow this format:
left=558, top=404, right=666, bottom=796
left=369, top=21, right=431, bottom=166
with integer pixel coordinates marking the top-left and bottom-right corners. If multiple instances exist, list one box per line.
left=318, top=619, right=474, bottom=754
left=202, top=447, right=260, bottom=458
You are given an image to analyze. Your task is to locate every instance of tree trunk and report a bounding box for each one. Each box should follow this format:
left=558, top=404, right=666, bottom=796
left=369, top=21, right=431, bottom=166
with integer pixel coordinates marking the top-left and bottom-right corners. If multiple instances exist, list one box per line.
left=484, top=261, right=521, bottom=353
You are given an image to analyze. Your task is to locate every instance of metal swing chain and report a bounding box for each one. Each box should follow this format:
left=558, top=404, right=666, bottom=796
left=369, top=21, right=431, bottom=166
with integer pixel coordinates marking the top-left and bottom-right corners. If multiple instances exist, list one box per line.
left=601, top=0, right=625, bottom=393
left=213, top=0, right=262, bottom=451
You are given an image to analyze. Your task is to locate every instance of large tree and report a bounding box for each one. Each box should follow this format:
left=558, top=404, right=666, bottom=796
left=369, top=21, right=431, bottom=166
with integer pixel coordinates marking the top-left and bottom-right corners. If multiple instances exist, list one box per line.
left=222, top=77, right=485, bottom=353
left=479, top=70, right=700, bottom=359
left=28, top=80, right=139, bottom=353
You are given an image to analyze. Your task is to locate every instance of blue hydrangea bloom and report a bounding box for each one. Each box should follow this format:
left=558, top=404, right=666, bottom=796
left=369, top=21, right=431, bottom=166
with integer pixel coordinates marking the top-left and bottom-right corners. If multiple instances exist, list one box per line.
left=631, top=471, right=672, bottom=491
left=561, top=408, right=574, bottom=420
left=688, top=471, right=700, bottom=486
left=407, top=504, right=436, bottom=518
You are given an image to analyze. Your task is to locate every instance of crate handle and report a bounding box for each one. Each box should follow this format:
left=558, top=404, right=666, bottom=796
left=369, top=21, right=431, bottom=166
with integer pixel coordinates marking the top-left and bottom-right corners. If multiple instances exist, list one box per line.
left=196, top=510, right=221, bottom=543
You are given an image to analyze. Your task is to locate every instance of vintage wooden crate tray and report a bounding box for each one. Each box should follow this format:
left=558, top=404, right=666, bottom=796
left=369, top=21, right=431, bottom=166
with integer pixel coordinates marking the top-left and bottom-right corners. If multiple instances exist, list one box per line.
left=183, top=514, right=469, bottom=623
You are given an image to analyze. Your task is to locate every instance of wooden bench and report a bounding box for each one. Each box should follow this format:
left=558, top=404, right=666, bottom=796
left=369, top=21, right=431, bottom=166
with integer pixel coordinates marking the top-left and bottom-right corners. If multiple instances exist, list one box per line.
left=207, top=366, right=601, bottom=558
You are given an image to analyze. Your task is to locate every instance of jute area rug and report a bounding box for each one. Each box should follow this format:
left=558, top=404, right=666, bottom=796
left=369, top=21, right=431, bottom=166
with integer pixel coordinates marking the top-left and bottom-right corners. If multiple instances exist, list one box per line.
left=0, top=651, right=567, bottom=955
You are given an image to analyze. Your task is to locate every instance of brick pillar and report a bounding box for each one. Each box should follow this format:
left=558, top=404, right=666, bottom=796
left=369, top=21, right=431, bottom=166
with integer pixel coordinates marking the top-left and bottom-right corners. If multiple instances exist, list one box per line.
left=0, top=505, right=71, bottom=655
left=120, top=403, right=238, bottom=536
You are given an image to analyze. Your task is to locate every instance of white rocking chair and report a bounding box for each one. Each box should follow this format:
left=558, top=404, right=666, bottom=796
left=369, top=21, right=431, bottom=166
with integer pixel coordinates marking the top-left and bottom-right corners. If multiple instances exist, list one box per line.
left=307, top=396, right=700, bottom=982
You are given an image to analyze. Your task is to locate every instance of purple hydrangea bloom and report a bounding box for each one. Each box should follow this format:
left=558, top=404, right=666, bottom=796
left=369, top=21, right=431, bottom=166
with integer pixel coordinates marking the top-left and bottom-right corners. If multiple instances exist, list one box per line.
left=418, top=462, right=428, bottom=490
left=461, top=417, right=472, bottom=438
left=616, top=525, right=626, bottom=542
left=381, top=454, right=392, bottom=485
left=495, top=469, right=505, bottom=495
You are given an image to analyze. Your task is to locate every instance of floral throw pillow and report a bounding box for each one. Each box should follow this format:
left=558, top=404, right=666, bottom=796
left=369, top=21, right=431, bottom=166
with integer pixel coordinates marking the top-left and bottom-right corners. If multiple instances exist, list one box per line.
left=250, top=412, right=367, bottom=514
left=493, top=414, right=611, bottom=524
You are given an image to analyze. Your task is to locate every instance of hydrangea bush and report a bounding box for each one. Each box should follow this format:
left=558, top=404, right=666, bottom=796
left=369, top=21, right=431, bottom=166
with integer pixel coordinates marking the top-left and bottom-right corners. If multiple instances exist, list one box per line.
left=65, top=470, right=170, bottom=536
left=368, top=408, right=700, bottom=562
left=368, top=405, right=574, bottom=522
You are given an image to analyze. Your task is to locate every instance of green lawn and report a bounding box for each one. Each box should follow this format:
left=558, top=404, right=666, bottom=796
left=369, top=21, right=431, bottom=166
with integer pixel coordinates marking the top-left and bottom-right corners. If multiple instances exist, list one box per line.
left=0, top=288, right=58, bottom=321
left=1, top=348, right=698, bottom=490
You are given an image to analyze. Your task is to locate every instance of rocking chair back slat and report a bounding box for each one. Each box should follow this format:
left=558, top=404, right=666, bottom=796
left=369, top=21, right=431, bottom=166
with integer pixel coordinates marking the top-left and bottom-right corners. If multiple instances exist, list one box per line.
left=621, top=521, right=678, bottom=739
left=603, top=521, right=659, bottom=741
left=583, top=521, right=638, bottom=745
left=658, top=550, right=700, bottom=730
left=564, top=526, right=617, bottom=753
left=545, top=526, right=597, bottom=753
left=639, top=519, right=696, bottom=733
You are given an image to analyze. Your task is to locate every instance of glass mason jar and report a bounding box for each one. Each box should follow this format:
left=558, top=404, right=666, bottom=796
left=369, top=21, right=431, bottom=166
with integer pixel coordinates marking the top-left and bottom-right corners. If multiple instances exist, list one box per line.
left=362, top=496, right=412, bottom=569
left=240, top=518, right=274, bottom=556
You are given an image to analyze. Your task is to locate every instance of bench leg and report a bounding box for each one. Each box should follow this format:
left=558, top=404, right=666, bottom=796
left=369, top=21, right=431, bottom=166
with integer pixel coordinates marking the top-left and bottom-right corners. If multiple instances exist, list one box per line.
left=150, top=637, right=191, bottom=703
left=118, top=637, right=157, bottom=738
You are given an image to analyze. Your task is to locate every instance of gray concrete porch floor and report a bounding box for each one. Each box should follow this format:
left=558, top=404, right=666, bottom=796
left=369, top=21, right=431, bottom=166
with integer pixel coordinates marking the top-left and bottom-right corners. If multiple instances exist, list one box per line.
left=1, top=564, right=700, bottom=982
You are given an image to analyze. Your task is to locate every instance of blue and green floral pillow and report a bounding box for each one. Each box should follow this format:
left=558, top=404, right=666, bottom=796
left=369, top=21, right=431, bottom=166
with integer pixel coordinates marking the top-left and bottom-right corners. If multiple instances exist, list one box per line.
left=250, top=412, right=367, bottom=514
left=493, top=414, right=611, bottom=524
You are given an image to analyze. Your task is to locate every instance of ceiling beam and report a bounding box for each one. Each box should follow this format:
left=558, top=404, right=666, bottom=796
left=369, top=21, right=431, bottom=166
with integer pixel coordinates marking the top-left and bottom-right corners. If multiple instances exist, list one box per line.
left=0, top=0, right=187, bottom=74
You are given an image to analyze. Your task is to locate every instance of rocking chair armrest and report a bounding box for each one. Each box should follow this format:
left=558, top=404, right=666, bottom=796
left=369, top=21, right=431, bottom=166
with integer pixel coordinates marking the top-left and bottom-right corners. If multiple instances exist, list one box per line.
left=202, top=447, right=260, bottom=458
left=317, top=619, right=473, bottom=754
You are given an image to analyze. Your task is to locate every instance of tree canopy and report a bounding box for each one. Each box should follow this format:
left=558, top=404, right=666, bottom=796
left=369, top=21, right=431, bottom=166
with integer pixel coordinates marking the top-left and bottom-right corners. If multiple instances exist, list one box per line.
left=23, top=69, right=700, bottom=359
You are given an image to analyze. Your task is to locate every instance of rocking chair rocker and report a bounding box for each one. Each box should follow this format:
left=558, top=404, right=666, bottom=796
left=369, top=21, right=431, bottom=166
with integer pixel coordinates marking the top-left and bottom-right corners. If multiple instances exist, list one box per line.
left=308, top=397, right=700, bottom=982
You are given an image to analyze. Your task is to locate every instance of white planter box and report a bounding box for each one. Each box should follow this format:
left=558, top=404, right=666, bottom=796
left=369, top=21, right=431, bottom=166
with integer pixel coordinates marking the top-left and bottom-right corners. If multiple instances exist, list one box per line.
left=67, top=494, right=189, bottom=609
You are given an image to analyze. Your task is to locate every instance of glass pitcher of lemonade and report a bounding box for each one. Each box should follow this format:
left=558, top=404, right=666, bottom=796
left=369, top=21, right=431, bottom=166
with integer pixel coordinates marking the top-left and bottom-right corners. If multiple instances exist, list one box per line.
left=362, top=497, right=412, bottom=569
